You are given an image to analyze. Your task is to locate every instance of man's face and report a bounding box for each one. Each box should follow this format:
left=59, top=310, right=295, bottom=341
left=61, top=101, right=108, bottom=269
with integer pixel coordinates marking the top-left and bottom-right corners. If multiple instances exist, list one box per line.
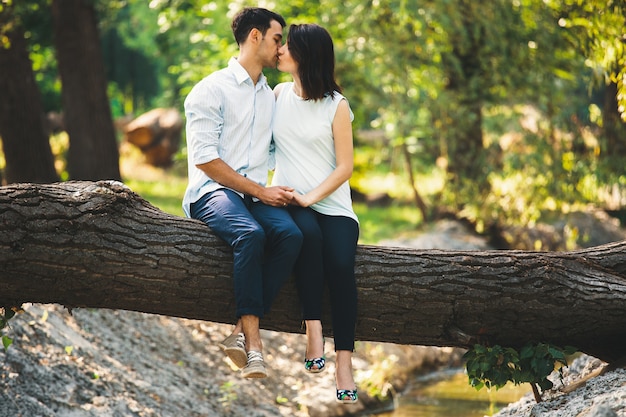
left=258, top=20, right=284, bottom=68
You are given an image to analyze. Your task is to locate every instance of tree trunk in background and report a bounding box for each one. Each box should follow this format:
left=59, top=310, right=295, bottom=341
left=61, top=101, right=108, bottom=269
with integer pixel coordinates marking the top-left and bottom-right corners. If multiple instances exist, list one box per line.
left=0, top=7, right=59, bottom=184
left=442, top=0, right=489, bottom=203
left=51, top=0, right=121, bottom=181
left=2, top=181, right=626, bottom=363
left=603, top=80, right=626, bottom=169
left=445, top=97, right=486, bottom=194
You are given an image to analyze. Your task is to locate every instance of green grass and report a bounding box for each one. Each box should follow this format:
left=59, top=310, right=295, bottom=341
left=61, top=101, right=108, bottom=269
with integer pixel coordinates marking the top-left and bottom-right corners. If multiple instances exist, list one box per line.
left=354, top=203, right=422, bottom=244
left=124, top=177, right=187, bottom=218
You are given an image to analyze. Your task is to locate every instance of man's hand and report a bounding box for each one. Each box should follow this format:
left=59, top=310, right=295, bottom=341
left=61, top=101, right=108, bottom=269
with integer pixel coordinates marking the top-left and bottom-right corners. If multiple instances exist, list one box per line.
left=258, top=186, right=294, bottom=207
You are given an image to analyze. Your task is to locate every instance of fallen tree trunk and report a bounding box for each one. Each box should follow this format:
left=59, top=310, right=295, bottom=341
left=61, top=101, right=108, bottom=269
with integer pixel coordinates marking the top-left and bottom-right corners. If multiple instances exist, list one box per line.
left=124, top=108, right=183, bottom=167
left=1, top=181, right=626, bottom=362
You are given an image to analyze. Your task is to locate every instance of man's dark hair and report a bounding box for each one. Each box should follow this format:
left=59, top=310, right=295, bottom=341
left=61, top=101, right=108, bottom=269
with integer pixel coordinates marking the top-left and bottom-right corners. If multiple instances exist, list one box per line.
left=287, top=24, right=341, bottom=101
left=231, top=7, right=286, bottom=46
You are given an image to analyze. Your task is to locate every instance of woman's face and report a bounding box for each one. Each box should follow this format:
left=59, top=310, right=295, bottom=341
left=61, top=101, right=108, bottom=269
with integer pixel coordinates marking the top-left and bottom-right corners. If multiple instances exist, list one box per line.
left=277, top=42, right=298, bottom=74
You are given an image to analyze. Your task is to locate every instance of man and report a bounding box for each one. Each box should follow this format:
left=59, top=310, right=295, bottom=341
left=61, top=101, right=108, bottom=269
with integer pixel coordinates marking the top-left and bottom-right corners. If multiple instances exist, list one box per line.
left=182, top=7, right=302, bottom=379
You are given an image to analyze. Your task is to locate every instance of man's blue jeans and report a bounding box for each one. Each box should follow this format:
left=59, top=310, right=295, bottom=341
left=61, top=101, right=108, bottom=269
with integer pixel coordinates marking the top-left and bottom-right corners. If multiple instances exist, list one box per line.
left=190, top=188, right=303, bottom=318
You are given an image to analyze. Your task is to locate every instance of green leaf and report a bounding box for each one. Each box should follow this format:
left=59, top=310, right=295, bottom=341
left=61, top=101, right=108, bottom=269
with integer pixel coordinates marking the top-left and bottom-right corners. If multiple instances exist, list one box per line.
left=563, top=346, right=578, bottom=356
left=520, top=344, right=534, bottom=359
left=469, top=378, right=484, bottom=391
left=2, top=335, right=13, bottom=350
left=538, top=378, right=554, bottom=391
left=4, top=308, right=16, bottom=321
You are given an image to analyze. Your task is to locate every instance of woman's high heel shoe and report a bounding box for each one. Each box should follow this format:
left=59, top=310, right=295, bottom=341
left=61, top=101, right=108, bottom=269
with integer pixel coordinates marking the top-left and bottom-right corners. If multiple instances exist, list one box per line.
left=304, top=337, right=325, bottom=373
left=336, top=388, right=358, bottom=404
left=304, top=356, right=326, bottom=373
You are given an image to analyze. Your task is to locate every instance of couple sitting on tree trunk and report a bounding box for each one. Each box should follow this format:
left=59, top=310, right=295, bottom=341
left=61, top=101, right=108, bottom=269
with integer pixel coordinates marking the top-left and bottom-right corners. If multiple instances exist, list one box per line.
left=182, top=7, right=359, bottom=404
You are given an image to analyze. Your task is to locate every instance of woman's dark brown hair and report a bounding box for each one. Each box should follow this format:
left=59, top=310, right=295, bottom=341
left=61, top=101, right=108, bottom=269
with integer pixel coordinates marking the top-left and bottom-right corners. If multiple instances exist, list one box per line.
left=287, top=24, right=341, bottom=101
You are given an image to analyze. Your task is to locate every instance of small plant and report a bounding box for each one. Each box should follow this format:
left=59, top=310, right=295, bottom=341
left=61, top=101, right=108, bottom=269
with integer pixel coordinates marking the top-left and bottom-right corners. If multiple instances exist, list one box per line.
left=1, top=306, right=21, bottom=351
left=464, top=342, right=577, bottom=402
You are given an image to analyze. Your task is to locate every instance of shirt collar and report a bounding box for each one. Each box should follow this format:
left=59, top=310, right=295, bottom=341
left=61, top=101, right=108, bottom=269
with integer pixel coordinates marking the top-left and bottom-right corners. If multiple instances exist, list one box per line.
left=228, top=57, right=267, bottom=87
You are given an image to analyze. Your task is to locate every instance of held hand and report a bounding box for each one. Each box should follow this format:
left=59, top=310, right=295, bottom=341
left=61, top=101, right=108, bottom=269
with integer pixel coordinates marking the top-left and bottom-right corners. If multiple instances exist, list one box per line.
left=292, top=193, right=312, bottom=207
left=259, top=186, right=294, bottom=207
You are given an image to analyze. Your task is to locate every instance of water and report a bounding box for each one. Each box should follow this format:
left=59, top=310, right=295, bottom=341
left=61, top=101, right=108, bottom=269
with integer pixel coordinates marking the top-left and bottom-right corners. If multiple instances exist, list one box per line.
left=363, top=368, right=530, bottom=417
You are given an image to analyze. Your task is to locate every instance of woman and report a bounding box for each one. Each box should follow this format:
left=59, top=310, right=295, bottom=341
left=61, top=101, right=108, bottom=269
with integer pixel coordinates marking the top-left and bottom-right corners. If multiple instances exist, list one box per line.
left=272, top=24, right=359, bottom=404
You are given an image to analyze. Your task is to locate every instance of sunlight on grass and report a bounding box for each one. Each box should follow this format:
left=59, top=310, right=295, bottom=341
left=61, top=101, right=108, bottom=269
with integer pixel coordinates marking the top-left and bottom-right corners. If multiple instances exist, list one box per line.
left=120, top=144, right=187, bottom=218
left=353, top=172, right=415, bottom=201
left=124, top=178, right=187, bottom=218
left=354, top=203, right=422, bottom=244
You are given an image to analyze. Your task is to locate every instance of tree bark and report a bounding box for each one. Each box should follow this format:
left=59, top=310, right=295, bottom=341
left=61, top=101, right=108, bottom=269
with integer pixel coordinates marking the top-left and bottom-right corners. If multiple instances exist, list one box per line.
left=0, top=6, right=59, bottom=184
left=2, top=181, right=626, bottom=362
left=51, top=0, right=121, bottom=181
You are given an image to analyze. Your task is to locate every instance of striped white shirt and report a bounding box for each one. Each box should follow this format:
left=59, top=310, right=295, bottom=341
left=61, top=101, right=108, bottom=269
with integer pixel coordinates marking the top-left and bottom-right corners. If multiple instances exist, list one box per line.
left=182, top=58, right=275, bottom=217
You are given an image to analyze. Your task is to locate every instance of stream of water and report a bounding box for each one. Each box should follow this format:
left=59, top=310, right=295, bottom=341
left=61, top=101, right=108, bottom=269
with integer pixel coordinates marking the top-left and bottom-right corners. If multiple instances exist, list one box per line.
left=362, top=368, right=530, bottom=417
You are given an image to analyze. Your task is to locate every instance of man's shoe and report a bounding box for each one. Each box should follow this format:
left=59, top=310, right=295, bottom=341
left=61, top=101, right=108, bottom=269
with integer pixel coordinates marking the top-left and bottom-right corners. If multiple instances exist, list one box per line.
left=242, top=350, right=267, bottom=379
left=218, top=333, right=247, bottom=369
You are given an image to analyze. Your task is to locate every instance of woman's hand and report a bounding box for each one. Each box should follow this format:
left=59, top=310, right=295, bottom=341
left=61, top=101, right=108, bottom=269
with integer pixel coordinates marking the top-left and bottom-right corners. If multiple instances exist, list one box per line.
left=292, top=192, right=312, bottom=207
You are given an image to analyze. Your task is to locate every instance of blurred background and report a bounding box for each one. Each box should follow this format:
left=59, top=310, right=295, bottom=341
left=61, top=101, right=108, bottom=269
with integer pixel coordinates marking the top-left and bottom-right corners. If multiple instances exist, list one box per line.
left=1, top=1, right=625, bottom=416
left=1, top=0, right=624, bottom=249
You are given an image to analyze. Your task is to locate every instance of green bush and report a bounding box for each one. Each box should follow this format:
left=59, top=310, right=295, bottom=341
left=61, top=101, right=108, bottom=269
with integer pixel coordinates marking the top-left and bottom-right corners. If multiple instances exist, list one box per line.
left=464, top=342, right=577, bottom=402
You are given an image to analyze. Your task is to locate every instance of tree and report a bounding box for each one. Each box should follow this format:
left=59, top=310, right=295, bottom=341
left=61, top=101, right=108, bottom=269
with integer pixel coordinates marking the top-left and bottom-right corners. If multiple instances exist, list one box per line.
left=51, top=0, right=120, bottom=181
left=2, top=181, right=626, bottom=363
left=324, top=0, right=592, bottom=216
left=0, top=3, right=59, bottom=184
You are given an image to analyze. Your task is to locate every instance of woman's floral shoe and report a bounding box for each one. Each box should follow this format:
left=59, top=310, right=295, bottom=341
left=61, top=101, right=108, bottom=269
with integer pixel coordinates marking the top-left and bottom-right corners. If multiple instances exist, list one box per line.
left=304, top=337, right=325, bottom=373
left=336, top=388, right=358, bottom=404
left=304, top=356, right=326, bottom=373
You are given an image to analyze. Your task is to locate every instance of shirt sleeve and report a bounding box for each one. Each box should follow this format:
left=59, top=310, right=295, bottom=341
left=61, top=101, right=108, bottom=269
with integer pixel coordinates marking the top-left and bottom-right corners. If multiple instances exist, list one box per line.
left=184, top=80, right=223, bottom=165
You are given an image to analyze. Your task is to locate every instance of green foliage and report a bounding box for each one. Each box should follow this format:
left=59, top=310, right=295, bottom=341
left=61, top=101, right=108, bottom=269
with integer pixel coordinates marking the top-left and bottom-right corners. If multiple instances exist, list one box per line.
left=4, top=0, right=624, bottom=235
left=545, top=0, right=626, bottom=121
left=464, top=342, right=577, bottom=402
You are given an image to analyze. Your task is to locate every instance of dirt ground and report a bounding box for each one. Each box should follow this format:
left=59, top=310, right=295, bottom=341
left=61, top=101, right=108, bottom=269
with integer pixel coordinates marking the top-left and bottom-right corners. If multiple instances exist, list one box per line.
left=0, top=303, right=463, bottom=417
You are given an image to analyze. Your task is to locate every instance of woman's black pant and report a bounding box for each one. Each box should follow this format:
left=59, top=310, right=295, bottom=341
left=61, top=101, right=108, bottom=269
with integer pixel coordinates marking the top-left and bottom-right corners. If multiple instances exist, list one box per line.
left=288, top=206, right=359, bottom=351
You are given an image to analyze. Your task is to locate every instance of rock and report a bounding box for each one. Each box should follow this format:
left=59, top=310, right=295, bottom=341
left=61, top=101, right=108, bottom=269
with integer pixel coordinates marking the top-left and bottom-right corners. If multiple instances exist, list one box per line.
left=586, top=405, right=618, bottom=417
left=493, top=357, right=626, bottom=417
